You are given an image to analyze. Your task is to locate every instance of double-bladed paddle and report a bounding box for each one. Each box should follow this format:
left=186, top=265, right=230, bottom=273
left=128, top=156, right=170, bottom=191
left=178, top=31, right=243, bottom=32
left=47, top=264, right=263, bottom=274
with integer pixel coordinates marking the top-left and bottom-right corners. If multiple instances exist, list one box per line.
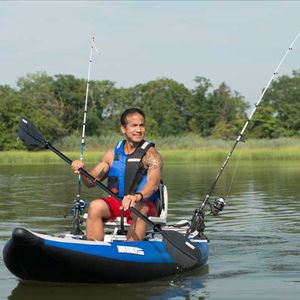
left=18, top=116, right=202, bottom=269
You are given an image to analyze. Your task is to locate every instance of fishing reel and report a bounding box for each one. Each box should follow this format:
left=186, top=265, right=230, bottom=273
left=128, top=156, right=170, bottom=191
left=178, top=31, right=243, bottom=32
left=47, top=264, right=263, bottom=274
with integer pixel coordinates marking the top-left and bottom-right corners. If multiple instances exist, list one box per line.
left=209, top=197, right=226, bottom=216
left=74, top=199, right=86, bottom=212
left=64, top=199, right=87, bottom=219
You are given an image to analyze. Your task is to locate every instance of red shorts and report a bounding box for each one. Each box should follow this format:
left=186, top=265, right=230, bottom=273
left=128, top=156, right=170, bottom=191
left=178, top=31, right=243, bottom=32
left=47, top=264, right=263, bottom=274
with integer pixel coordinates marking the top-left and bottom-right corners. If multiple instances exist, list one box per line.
left=100, top=196, right=158, bottom=224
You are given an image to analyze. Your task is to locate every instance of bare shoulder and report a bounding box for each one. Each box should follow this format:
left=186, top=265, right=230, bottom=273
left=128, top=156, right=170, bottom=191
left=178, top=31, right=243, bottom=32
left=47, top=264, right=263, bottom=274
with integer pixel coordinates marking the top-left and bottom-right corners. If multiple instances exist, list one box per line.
left=102, top=148, right=114, bottom=166
left=143, top=146, right=163, bottom=170
left=91, top=148, right=114, bottom=180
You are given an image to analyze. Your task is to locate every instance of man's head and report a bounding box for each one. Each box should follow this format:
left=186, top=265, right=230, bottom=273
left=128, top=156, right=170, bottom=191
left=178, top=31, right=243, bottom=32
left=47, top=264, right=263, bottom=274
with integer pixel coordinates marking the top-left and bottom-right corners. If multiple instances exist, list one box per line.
left=120, top=108, right=145, bottom=144
left=120, top=108, right=145, bottom=127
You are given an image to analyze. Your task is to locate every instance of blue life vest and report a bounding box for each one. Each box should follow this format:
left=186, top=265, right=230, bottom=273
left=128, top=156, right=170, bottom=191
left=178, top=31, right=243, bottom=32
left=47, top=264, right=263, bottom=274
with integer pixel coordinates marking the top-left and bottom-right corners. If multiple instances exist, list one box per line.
left=107, top=140, right=159, bottom=202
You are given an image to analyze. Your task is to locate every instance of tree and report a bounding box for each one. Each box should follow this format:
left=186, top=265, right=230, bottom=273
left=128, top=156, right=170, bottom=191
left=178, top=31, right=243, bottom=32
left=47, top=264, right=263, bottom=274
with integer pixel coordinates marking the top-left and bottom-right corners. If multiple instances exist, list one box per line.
left=4, top=69, right=300, bottom=151
left=0, top=85, right=21, bottom=150
left=188, top=76, right=213, bottom=136
left=133, top=78, right=191, bottom=136
left=248, top=106, right=282, bottom=138
left=262, top=70, right=300, bottom=136
left=189, top=78, right=248, bottom=138
left=17, top=72, right=66, bottom=142
left=86, top=80, right=119, bottom=135
left=53, top=74, right=86, bottom=134
left=209, top=83, right=248, bottom=139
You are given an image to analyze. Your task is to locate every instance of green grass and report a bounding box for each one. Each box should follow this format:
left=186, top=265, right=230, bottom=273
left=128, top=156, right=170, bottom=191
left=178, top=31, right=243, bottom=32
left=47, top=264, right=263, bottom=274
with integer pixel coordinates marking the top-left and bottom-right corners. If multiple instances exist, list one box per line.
left=0, top=151, right=82, bottom=165
left=55, top=134, right=300, bottom=150
left=2, top=136, right=300, bottom=165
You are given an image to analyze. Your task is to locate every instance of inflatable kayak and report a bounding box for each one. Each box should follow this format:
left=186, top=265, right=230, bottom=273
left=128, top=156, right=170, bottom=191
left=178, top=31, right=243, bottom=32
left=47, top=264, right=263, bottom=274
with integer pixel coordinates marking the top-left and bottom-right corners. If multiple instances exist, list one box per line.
left=3, top=226, right=208, bottom=283
left=4, top=116, right=209, bottom=283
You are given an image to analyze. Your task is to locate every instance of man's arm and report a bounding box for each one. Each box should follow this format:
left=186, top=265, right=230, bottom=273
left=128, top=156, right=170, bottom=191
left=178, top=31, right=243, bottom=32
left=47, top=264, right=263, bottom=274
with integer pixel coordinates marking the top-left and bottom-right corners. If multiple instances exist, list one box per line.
left=122, top=147, right=163, bottom=209
left=71, top=148, right=114, bottom=187
left=139, top=147, right=163, bottom=199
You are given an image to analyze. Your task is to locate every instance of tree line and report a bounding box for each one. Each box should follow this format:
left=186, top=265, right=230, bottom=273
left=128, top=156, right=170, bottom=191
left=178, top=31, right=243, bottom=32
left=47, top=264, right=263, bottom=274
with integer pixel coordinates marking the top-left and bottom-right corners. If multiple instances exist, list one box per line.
left=1, top=70, right=300, bottom=150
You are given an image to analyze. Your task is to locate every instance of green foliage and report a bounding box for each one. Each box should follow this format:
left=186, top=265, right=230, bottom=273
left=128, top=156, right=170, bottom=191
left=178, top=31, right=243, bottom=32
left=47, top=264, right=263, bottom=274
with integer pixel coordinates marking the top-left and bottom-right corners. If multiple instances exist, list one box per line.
left=188, top=78, right=249, bottom=138
left=17, top=72, right=67, bottom=141
left=0, top=85, right=22, bottom=150
left=249, top=106, right=282, bottom=138
left=259, top=70, right=300, bottom=137
left=188, top=76, right=213, bottom=135
left=86, top=80, right=118, bottom=134
left=137, top=78, right=191, bottom=136
left=1, top=69, right=300, bottom=150
left=53, top=74, right=86, bottom=134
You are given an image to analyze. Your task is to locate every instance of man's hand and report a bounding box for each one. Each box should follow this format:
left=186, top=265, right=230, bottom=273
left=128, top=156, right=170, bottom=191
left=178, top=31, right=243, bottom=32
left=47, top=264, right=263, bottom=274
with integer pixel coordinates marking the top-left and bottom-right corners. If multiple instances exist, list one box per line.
left=122, top=194, right=142, bottom=210
left=71, top=160, right=85, bottom=174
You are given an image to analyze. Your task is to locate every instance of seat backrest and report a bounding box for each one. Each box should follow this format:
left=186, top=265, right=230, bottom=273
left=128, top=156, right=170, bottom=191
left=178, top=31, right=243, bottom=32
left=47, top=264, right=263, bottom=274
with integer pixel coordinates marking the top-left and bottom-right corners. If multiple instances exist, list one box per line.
left=157, top=182, right=168, bottom=219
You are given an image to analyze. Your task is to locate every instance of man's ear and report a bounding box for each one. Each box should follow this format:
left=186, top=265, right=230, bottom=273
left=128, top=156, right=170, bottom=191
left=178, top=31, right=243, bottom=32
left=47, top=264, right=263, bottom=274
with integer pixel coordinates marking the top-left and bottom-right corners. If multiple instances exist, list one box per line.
left=121, top=125, right=126, bottom=135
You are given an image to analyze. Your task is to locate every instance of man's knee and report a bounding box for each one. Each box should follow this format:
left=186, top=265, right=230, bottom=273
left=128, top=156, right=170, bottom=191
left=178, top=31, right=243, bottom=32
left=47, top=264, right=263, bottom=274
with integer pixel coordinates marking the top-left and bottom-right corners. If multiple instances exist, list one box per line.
left=88, top=199, right=110, bottom=218
left=134, top=202, right=150, bottom=216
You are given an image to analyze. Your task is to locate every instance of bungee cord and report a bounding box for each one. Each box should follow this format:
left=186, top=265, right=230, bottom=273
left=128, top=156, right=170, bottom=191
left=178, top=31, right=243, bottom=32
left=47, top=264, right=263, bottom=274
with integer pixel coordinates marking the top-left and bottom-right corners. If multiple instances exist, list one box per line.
left=187, top=31, right=300, bottom=236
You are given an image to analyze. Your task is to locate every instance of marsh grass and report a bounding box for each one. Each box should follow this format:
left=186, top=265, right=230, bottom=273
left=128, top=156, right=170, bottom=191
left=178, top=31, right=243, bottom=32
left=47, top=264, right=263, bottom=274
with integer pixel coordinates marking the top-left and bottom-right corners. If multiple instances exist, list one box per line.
left=55, top=134, right=300, bottom=150
left=0, top=151, right=81, bottom=166
left=1, top=136, right=300, bottom=165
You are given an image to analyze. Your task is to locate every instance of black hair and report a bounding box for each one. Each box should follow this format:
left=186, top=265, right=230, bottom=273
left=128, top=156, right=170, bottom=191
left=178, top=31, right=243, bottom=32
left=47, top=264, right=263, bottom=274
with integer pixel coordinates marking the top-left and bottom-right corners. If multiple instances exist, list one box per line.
left=120, top=108, right=145, bottom=126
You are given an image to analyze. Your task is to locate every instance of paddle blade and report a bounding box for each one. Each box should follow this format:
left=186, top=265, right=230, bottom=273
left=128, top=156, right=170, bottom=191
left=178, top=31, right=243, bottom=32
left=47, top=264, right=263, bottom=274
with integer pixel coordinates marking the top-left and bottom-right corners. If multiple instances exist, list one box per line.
left=162, top=230, right=202, bottom=269
left=18, top=116, right=47, bottom=150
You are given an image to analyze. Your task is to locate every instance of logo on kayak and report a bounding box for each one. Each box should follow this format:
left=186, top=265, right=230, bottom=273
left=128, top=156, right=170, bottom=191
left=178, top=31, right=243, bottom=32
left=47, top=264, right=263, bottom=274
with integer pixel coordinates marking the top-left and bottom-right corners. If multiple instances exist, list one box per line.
left=117, top=245, right=144, bottom=255
left=185, top=241, right=195, bottom=250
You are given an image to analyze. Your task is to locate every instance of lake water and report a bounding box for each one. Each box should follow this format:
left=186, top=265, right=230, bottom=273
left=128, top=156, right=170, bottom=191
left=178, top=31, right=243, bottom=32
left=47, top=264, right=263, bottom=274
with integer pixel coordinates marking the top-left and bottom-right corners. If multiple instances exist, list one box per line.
left=0, top=161, right=300, bottom=299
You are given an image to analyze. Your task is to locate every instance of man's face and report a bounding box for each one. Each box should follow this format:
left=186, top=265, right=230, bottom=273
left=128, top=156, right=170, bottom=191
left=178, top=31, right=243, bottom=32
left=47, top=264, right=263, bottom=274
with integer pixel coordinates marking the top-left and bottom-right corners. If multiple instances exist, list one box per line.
left=121, top=113, right=145, bottom=144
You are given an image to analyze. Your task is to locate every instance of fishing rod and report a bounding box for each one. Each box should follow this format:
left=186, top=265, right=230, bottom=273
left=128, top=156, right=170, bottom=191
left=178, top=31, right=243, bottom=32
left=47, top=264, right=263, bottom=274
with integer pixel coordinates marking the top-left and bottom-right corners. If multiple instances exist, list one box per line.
left=70, top=37, right=99, bottom=235
left=187, top=31, right=300, bottom=236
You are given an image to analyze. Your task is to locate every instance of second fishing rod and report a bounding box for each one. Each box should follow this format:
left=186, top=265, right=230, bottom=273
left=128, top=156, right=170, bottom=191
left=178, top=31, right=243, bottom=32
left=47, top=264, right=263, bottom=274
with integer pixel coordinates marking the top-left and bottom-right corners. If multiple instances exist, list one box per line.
left=186, top=31, right=300, bottom=236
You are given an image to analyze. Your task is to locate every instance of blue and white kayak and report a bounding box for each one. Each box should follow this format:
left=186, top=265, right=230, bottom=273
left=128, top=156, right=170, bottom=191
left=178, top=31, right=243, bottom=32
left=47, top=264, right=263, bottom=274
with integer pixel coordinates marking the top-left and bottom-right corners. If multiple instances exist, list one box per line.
left=3, top=227, right=208, bottom=283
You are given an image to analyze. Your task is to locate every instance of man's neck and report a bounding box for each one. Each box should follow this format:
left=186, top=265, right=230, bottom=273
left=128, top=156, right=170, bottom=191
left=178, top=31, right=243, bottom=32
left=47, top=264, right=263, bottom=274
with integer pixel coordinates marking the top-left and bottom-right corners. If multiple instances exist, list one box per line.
left=124, top=140, right=141, bottom=155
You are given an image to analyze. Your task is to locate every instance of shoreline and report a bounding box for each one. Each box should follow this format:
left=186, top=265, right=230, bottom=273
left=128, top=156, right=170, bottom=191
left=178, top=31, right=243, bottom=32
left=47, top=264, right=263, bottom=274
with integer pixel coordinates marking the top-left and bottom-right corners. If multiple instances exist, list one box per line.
left=2, top=147, right=300, bottom=165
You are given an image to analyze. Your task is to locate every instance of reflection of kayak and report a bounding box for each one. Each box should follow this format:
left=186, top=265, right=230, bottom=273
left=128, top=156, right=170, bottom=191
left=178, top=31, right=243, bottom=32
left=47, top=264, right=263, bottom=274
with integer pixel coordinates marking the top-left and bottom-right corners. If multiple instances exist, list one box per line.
left=8, top=267, right=209, bottom=300
left=3, top=227, right=208, bottom=283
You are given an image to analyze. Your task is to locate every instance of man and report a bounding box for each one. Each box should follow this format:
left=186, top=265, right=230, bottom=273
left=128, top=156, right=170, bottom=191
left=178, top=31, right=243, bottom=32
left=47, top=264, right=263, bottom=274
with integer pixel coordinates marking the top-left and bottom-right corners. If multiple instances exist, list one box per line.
left=71, top=108, right=163, bottom=241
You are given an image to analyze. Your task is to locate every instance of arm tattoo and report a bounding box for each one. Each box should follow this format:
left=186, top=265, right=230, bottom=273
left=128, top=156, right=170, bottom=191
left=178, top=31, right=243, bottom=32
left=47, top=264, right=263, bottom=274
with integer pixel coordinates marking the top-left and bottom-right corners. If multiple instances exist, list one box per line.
left=143, top=147, right=163, bottom=171
left=97, top=168, right=106, bottom=181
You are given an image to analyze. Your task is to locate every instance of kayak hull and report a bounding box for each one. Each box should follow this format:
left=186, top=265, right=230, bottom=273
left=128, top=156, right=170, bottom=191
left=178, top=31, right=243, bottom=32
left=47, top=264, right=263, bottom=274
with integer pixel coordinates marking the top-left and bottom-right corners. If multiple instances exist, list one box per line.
left=3, top=228, right=208, bottom=283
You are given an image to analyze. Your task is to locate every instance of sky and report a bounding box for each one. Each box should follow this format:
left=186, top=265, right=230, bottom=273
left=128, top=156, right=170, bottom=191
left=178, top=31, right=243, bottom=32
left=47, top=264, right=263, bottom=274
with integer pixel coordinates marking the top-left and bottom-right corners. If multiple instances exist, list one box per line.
left=1, top=1, right=300, bottom=106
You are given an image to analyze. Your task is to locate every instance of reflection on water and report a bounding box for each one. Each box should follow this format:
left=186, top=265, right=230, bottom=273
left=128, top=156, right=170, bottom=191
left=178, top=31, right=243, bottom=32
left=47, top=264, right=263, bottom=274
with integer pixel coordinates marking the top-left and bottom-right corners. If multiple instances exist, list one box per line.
left=7, top=267, right=209, bottom=300
left=1, top=161, right=300, bottom=299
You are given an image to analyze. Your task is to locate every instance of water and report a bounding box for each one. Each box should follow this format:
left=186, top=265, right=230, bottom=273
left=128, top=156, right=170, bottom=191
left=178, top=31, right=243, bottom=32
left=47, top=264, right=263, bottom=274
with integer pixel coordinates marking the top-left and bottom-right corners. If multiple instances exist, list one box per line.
left=0, top=161, right=300, bottom=299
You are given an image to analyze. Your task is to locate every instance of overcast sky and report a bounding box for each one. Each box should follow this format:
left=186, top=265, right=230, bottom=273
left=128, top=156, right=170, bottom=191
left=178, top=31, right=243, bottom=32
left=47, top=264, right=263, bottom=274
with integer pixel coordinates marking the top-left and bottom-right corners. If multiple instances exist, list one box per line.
left=1, top=1, right=300, bottom=105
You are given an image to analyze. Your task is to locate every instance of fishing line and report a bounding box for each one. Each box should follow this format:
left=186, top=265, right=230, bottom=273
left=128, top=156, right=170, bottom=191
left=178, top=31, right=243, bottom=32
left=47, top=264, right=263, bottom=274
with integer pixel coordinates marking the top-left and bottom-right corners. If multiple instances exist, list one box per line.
left=187, top=31, right=300, bottom=235
left=225, top=142, right=244, bottom=199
